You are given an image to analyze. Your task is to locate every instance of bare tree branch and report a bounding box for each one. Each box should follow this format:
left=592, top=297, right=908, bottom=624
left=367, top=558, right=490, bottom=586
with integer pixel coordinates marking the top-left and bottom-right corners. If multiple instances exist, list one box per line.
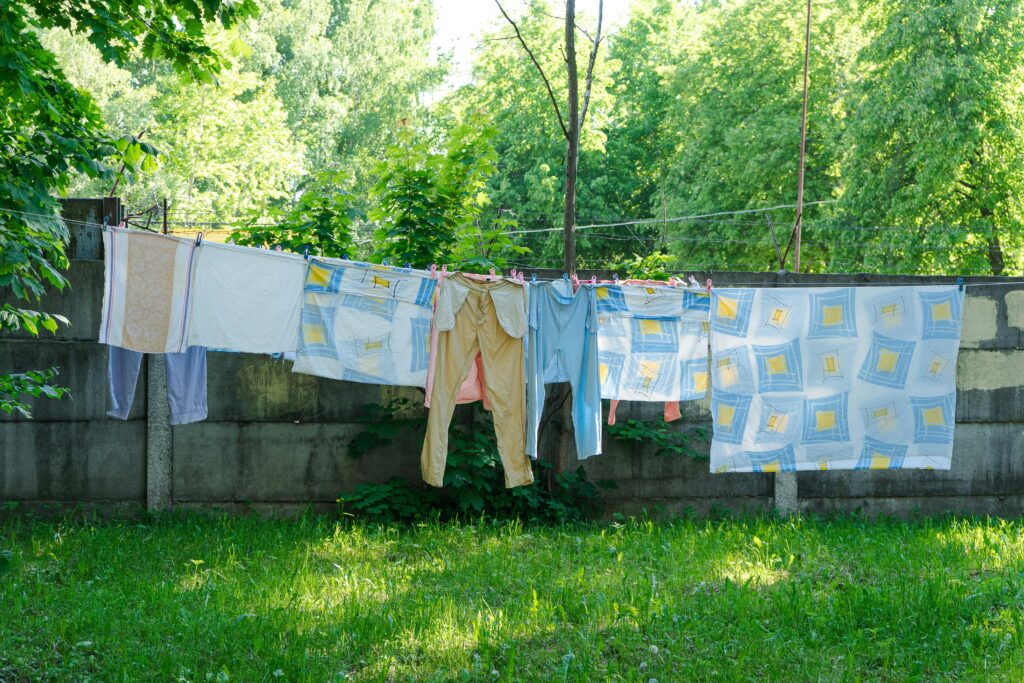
left=493, top=0, right=570, bottom=140
left=578, top=0, right=603, bottom=130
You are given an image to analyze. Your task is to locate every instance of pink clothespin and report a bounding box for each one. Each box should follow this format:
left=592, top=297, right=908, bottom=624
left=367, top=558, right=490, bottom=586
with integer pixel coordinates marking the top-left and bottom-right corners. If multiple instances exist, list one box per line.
left=489, top=268, right=497, bottom=280
left=669, top=276, right=676, bottom=287
left=429, top=264, right=438, bottom=279
left=441, top=264, right=448, bottom=278
left=705, top=278, right=713, bottom=293
left=519, top=272, right=526, bottom=284
left=590, top=275, right=597, bottom=285
left=571, top=273, right=580, bottom=289
left=275, top=245, right=283, bottom=252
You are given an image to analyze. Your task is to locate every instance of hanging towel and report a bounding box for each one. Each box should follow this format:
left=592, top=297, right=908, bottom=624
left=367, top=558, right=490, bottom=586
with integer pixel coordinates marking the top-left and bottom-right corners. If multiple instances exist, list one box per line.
left=291, top=259, right=437, bottom=386
left=187, top=241, right=306, bottom=353
left=595, top=282, right=710, bottom=405
left=100, top=228, right=196, bottom=353
left=708, top=285, right=965, bottom=473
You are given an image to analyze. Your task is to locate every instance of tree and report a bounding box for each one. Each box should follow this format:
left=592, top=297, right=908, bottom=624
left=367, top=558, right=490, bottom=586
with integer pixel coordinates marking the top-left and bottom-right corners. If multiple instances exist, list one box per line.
left=495, top=0, right=605, bottom=274
left=368, top=116, right=519, bottom=270
left=837, top=0, right=1024, bottom=275
left=242, top=0, right=445, bottom=191
left=660, top=0, right=852, bottom=273
left=229, top=170, right=359, bottom=258
left=1, top=0, right=255, bottom=414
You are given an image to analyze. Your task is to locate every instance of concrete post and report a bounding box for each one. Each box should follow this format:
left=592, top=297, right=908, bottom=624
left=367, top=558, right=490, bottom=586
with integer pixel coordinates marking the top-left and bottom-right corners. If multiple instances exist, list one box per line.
left=774, top=472, right=798, bottom=516
left=772, top=271, right=799, bottom=516
left=146, top=354, right=172, bottom=511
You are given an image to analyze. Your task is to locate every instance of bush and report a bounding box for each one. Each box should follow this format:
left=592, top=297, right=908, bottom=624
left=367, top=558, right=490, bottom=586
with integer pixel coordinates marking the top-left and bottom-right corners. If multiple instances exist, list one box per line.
left=338, top=402, right=614, bottom=524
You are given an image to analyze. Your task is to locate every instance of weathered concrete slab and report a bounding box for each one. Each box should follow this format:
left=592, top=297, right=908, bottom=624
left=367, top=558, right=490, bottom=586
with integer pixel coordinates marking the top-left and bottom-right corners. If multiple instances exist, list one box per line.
left=0, top=260, right=105, bottom=342
left=0, top=341, right=138, bottom=421
left=0, top=420, right=146, bottom=500
left=172, top=421, right=422, bottom=502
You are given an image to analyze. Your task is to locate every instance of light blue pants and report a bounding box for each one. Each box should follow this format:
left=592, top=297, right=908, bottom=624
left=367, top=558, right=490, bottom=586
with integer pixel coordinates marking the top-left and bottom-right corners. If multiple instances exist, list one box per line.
left=526, top=283, right=602, bottom=459
left=107, top=345, right=208, bottom=425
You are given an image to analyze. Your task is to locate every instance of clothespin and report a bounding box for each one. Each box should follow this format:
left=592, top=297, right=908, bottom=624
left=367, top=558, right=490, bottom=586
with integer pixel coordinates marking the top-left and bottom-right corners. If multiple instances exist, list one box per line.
left=956, top=277, right=964, bottom=292
left=562, top=273, right=569, bottom=282
left=429, top=264, right=437, bottom=279
left=688, top=275, right=700, bottom=288
left=304, top=246, right=310, bottom=260
left=489, top=268, right=496, bottom=280
left=510, top=268, right=518, bottom=280
left=613, top=274, right=619, bottom=282
left=405, top=262, right=411, bottom=269
left=669, top=276, right=676, bottom=287
left=195, top=232, right=204, bottom=246
left=102, top=217, right=110, bottom=230
left=118, top=219, right=126, bottom=229
left=341, top=254, right=349, bottom=260
left=382, top=259, right=389, bottom=266
left=705, top=278, right=713, bottom=293
left=519, top=272, right=526, bottom=284
left=590, top=276, right=596, bottom=285
left=571, top=273, right=580, bottom=288
left=441, top=264, right=448, bottom=278
left=531, top=273, right=537, bottom=284
left=227, top=239, right=235, bottom=245
left=274, top=245, right=282, bottom=252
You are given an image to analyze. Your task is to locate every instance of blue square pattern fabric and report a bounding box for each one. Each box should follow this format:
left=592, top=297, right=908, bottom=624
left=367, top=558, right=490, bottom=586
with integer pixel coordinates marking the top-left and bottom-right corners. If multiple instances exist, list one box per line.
left=595, top=283, right=711, bottom=402
left=708, top=286, right=964, bottom=473
left=292, top=259, right=437, bottom=387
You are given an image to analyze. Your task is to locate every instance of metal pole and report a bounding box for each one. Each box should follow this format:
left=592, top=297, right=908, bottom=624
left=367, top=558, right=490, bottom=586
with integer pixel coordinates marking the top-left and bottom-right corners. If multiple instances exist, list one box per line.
left=162, top=198, right=168, bottom=235
left=793, top=0, right=812, bottom=273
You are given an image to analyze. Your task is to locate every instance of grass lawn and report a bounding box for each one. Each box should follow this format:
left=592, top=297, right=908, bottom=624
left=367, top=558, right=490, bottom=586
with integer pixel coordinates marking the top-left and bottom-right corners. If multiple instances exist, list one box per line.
left=2, top=513, right=1024, bottom=681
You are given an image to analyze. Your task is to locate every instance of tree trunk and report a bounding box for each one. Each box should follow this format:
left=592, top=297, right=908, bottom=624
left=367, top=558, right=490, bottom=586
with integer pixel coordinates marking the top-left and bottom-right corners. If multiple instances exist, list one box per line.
left=988, top=233, right=1005, bottom=276
left=563, top=0, right=579, bottom=275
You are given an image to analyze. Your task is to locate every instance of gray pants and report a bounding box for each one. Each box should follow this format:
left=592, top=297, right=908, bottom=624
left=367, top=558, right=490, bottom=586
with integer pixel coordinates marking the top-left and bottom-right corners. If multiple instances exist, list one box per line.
left=107, top=346, right=208, bottom=425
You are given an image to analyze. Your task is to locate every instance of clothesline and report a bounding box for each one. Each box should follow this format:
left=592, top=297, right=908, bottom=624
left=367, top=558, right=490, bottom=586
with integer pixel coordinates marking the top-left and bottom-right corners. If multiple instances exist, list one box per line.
left=98, top=226, right=973, bottom=478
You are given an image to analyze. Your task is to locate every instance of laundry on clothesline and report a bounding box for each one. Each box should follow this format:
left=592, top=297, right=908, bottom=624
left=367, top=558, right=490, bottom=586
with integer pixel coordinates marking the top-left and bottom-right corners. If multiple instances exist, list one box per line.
left=100, top=228, right=196, bottom=354
left=424, top=273, right=532, bottom=488
left=291, top=258, right=437, bottom=386
left=708, top=286, right=964, bottom=473
left=96, top=226, right=971, bottom=481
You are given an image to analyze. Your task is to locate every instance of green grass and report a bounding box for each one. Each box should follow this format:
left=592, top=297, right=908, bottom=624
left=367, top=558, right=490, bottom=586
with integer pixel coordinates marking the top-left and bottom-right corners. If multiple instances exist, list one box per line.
left=2, top=513, right=1024, bottom=681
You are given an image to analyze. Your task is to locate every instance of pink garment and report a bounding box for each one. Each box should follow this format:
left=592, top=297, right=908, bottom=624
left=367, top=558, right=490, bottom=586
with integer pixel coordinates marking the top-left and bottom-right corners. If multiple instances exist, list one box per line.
left=607, top=400, right=682, bottom=425
left=424, top=274, right=493, bottom=410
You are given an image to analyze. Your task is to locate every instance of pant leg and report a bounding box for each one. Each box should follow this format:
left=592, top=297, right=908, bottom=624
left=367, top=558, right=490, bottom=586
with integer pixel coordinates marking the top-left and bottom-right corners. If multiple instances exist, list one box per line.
left=525, top=324, right=547, bottom=458
left=478, top=293, right=533, bottom=488
left=565, top=327, right=603, bottom=459
left=165, top=346, right=208, bottom=426
left=421, top=299, right=481, bottom=487
left=107, top=345, right=143, bottom=420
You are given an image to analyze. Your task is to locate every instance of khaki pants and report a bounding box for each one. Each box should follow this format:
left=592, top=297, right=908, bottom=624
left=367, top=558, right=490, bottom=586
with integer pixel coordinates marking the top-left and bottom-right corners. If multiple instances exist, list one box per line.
left=422, top=276, right=533, bottom=488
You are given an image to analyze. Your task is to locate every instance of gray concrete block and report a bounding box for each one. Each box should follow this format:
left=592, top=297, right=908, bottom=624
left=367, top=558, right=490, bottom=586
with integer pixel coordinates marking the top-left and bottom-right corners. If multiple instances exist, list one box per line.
left=799, top=494, right=1024, bottom=518
left=797, top=422, right=1024, bottom=498
left=0, top=341, right=139, bottom=422
left=172, top=421, right=422, bottom=502
left=0, top=421, right=145, bottom=500
left=0, top=261, right=105, bottom=342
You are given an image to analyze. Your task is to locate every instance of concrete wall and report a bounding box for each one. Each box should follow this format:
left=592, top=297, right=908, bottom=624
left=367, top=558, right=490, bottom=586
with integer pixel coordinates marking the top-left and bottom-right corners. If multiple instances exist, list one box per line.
left=3, top=232, right=1024, bottom=517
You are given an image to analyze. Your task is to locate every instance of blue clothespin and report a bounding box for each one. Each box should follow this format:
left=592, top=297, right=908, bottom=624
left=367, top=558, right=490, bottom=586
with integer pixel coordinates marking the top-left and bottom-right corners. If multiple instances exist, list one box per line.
left=531, top=273, right=537, bottom=284
left=612, top=273, right=619, bottom=282
left=383, top=259, right=389, bottom=266
left=194, top=232, right=203, bottom=246
left=405, top=262, right=411, bottom=269
left=562, top=273, right=569, bottom=282
left=341, top=254, right=349, bottom=260
left=304, top=246, right=310, bottom=260
left=956, top=277, right=964, bottom=292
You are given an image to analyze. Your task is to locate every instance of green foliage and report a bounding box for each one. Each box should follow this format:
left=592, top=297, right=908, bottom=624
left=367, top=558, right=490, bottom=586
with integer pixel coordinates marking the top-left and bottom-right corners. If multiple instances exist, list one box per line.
left=0, top=368, right=66, bottom=418
left=229, top=171, right=359, bottom=258
left=339, top=402, right=611, bottom=524
left=608, top=416, right=709, bottom=459
left=369, top=116, right=511, bottom=268
left=2, top=0, right=239, bottom=418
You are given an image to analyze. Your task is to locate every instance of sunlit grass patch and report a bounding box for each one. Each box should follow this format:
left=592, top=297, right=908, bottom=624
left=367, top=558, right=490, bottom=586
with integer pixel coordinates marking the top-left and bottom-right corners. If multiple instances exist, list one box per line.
left=2, top=513, right=1024, bottom=680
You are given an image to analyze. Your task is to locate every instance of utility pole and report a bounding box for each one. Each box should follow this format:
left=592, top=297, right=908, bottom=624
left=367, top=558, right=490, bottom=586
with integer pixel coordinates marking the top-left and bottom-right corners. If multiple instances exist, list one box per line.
left=792, top=0, right=812, bottom=273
